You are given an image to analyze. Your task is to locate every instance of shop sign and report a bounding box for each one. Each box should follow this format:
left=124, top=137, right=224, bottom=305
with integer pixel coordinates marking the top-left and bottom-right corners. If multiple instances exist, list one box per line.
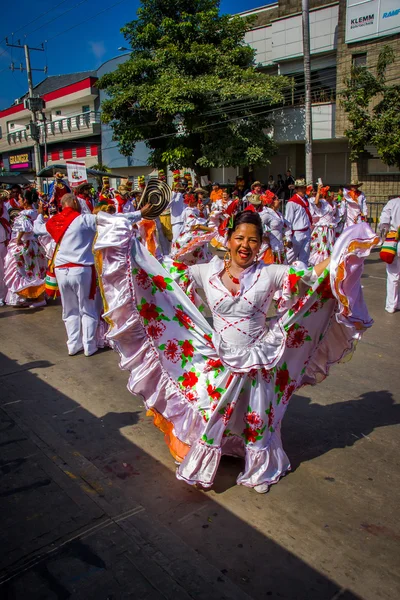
left=9, top=153, right=30, bottom=169
left=346, top=0, right=400, bottom=42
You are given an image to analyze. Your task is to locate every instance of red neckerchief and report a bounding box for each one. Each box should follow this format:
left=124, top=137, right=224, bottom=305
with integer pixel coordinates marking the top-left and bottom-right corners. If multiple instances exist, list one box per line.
left=288, top=193, right=312, bottom=224
left=114, top=193, right=127, bottom=214
left=8, top=198, right=20, bottom=210
left=45, top=206, right=80, bottom=243
left=349, top=189, right=361, bottom=202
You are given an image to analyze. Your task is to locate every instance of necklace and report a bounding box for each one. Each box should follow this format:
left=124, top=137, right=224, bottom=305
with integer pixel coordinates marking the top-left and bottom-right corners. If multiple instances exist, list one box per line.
left=224, top=254, right=240, bottom=284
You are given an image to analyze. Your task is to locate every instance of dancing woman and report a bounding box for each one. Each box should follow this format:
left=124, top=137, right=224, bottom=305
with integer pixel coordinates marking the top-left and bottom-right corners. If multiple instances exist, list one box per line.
left=95, top=210, right=377, bottom=493
left=260, top=191, right=292, bottom=264
left=309, top=184, right=339, bottom=266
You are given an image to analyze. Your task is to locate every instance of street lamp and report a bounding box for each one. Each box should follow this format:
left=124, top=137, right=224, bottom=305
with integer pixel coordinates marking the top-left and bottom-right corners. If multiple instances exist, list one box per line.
left=118, top=47, right=129, bottom=51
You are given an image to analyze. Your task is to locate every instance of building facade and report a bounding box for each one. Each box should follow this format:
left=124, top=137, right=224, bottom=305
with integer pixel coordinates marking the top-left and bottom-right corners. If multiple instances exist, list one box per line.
left=211, top=0, right=399, bottom=201
left=0, top=72, right=101, bottom=182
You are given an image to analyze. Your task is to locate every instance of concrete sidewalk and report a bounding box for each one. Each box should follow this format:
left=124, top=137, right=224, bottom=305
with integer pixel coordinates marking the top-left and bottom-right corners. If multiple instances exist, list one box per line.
left=1, top=250, right=399, bottom=599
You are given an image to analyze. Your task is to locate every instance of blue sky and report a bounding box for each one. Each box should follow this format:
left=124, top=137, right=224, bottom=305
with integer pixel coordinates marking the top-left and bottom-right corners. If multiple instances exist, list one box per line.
left=0, top=0, right=271, bottom=110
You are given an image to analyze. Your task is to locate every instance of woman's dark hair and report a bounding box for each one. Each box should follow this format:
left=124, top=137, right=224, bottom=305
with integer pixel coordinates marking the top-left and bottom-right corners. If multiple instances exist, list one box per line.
left=227, top=210, right=263, bottom=242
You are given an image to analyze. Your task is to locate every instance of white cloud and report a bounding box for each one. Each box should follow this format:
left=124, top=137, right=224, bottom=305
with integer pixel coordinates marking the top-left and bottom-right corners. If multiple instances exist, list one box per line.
left=88, top=41, right=106, bottom=60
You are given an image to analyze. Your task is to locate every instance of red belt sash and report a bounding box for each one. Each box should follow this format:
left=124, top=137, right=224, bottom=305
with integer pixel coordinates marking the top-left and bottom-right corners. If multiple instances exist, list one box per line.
left=55, top=263, right=97, bottom=299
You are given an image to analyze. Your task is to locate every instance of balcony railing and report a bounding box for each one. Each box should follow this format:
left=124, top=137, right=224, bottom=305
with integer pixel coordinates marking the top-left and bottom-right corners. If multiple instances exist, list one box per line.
left=6, top=111, right=101, bottom=145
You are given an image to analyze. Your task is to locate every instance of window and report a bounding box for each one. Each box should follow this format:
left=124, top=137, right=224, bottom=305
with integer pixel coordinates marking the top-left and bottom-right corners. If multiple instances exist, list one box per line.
left=55, top=110, right=62, bottom=116
left=9, top=123, right=15, bottom=130
left=82, top=105, right=90, bottom=113
left=283, top=67, right=337, bottom=106
left=368, top=158, right=400, bottom=175
left=352, top=53, right=367, bottom=68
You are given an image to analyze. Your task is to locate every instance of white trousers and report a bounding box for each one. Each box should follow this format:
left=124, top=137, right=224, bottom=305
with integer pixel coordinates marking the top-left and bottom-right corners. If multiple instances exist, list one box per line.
left=56, top=266, right=99, bottom=355
left=171, top=221, right=184, bottom=243
left=386, top=254, right=400, bottom=312
left=0, top=243, right=7, bottom=302
left=291, top=230, right=311, bottom=264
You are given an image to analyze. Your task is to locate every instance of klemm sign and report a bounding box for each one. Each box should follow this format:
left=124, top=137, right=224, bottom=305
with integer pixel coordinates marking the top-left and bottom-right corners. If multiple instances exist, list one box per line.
left=346, top=0, right=400, bottom=42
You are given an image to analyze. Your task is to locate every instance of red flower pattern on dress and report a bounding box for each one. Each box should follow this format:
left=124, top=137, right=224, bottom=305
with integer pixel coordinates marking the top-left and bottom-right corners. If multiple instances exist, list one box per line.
left=207, top=384, right=222, bottom=401
left=221, top=403, right=234, bottom=424
left=146, top=321, right=166, bottom=340
left=261, top=368, right=272, bottom=382
left=309, top=299, right=323, bottom=313
left=266, top=402, right=274, bottom=428
left=139, top=301, right=159, bottom=322
left=317, top=278, right=334, bottom=300
left=181, top=371, right=198, bottom=388
left=181, top=340, right=194, bottom=358
left=242, top=427, right=258, bottom=444
left=288, top=273, right=301, bottom=293
left=247, top=368, right=258, bottom=380
left=245, top=411, right=264, bottom=429
left=164, top=339, right=180, bottom=363
left=287, top=324, right=309, bottom=348
left=172, top=261, right=188, bottom=271
left=276, top=366, right=290, bottom=391
left=136, top=269, right=151, bottom=289
left=282, top=382, right=297, bottom=405
left=152, top=275, right=167, bottom=291
left=203, top=333, right=214, bottom=348
left=185, top=390, right=198, bottom=403
left=174, top=308, right=193, bottom=329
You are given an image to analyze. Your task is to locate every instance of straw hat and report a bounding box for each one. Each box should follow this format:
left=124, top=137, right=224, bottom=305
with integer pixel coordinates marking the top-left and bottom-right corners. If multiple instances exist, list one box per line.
left=348, top=180, right=363, bottom=187
left=136, top=178, right=172, bottom=219
left=251, top=181, right=262, bottom=190
left=294, top=178, right=307, bottom=187
left=248, top=193, right=262, bottom=206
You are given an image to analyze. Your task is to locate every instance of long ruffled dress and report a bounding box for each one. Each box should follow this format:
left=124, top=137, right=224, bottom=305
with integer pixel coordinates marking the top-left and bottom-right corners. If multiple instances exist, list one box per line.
left=94, top=214, right=377, bottom=490
left=4, top=210, right=46, bottom=304
left=309, top=199, right=339, bottom=266
left=170, top=207, right=214, bottom=265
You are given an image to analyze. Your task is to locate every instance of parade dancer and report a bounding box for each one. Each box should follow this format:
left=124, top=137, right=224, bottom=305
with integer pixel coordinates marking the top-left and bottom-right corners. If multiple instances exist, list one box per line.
left=34, top=193, right=152, bottom=356
left=259, top=191, right=291, bottom=264
left=48, top=172, right=71, bottom=212
left=309, top=184, right=339, bottom=266
left=341, top=181, right=368, bottom=228
left=75, top=183, right=94, bottom=214
left=111, top=181, right=135, bottom=214
left=170, top=191, right=214, bottom=265
left=94, top=209, right=378, bottom=493
left=170, top=183, right=185, bottom=243
left=284, top=178, right=312, bottom=264
left=4, top=195, right=46, bottom=308
left=0, top=192, right=12, bottom=306
left=379, top=196, right=400, bottom=313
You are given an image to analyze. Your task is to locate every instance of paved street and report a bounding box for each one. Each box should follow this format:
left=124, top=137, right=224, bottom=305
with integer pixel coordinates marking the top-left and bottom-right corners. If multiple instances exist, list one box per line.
left=1, top=250, right=399, bottom=600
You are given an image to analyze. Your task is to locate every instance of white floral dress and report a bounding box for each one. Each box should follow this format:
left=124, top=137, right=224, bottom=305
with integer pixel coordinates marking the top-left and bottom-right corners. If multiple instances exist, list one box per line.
left=260, top=207, right=291, bottom=264
left=309, top=198, right=339, bottom=265
left=4, top=209, right=46, bottom=302
left=94, top=215, right=377, bottom=490
left=170, top=207, right=214, bottom=265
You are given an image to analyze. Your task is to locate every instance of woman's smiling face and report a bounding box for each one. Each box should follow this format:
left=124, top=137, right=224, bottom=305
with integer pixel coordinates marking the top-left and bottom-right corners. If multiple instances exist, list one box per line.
left=227, top=223, right=261, bottom=269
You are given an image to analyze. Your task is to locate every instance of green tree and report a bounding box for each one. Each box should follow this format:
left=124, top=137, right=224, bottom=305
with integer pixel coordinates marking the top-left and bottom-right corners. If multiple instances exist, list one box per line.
left=97, top=0, right=289, bottom=176
left=341, top=45, right=400, bottom=168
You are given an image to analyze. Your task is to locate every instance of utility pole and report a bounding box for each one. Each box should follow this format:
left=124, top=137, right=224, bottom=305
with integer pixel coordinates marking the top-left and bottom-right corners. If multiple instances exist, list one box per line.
left=302, top=0, right=313, bottom=185
left=6, top=39, right=46, bottom=191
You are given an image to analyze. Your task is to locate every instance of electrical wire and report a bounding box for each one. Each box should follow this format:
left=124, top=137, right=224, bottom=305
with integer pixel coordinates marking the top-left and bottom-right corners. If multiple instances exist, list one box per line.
left=26, top=0, right=89, bottom=39
left=45, top=0, right=128, bottom=42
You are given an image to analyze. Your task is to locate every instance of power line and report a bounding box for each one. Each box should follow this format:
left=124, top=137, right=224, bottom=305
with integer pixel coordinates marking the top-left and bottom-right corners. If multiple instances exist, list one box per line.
left=26, top=0, right=89, bottom=39
left=0, top=0, right=69, bottom=57
left=45, top=0, right=128, bottom=42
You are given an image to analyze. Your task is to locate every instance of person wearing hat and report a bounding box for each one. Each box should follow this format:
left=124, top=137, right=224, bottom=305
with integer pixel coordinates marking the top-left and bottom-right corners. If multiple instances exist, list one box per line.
left=210, top=182, right=223, bottom=207
left=284, top=178, right=312, bottom=263
left=99, top=176, right=114, bottom=203
left=75, top=182, right=94, bottom=214
left=378, top=196, right=400, bottom=313
left=33, top=193, right=153, bottom=356
left=340, top=181, right=368, bottom=228
left=241, top=181, right=263, bottom=210
left=5, top=185, right=23, bottom=212
left=111, top=181, right=135, bottom=214
left=48, top=173, right=71, bottom=213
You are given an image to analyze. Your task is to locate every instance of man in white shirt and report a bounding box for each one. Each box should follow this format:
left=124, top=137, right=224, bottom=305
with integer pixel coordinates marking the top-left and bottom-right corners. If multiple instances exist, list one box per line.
left=170, top=185, right=185, bottom=242
left=341, top=181, right=368, bottom=228
left=75, top=183, right=94, bottom=214
left=379, top=196, right=400, bottom=313
left=284, top=178, right=312, bottom=264
left=0, top=192, right=11, bottom=305
left=34, top=194, right=152, bottom=356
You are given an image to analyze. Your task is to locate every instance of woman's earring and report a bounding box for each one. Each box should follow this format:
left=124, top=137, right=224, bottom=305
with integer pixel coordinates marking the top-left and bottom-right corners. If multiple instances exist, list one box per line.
left=224, top=251, right=231, bottom=266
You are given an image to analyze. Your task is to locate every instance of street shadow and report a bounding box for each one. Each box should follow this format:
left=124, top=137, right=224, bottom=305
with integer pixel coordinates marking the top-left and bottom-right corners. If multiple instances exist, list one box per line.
left=284, top=390, right=399, bottom=470
left=0, top=352, right=368, bottom=599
